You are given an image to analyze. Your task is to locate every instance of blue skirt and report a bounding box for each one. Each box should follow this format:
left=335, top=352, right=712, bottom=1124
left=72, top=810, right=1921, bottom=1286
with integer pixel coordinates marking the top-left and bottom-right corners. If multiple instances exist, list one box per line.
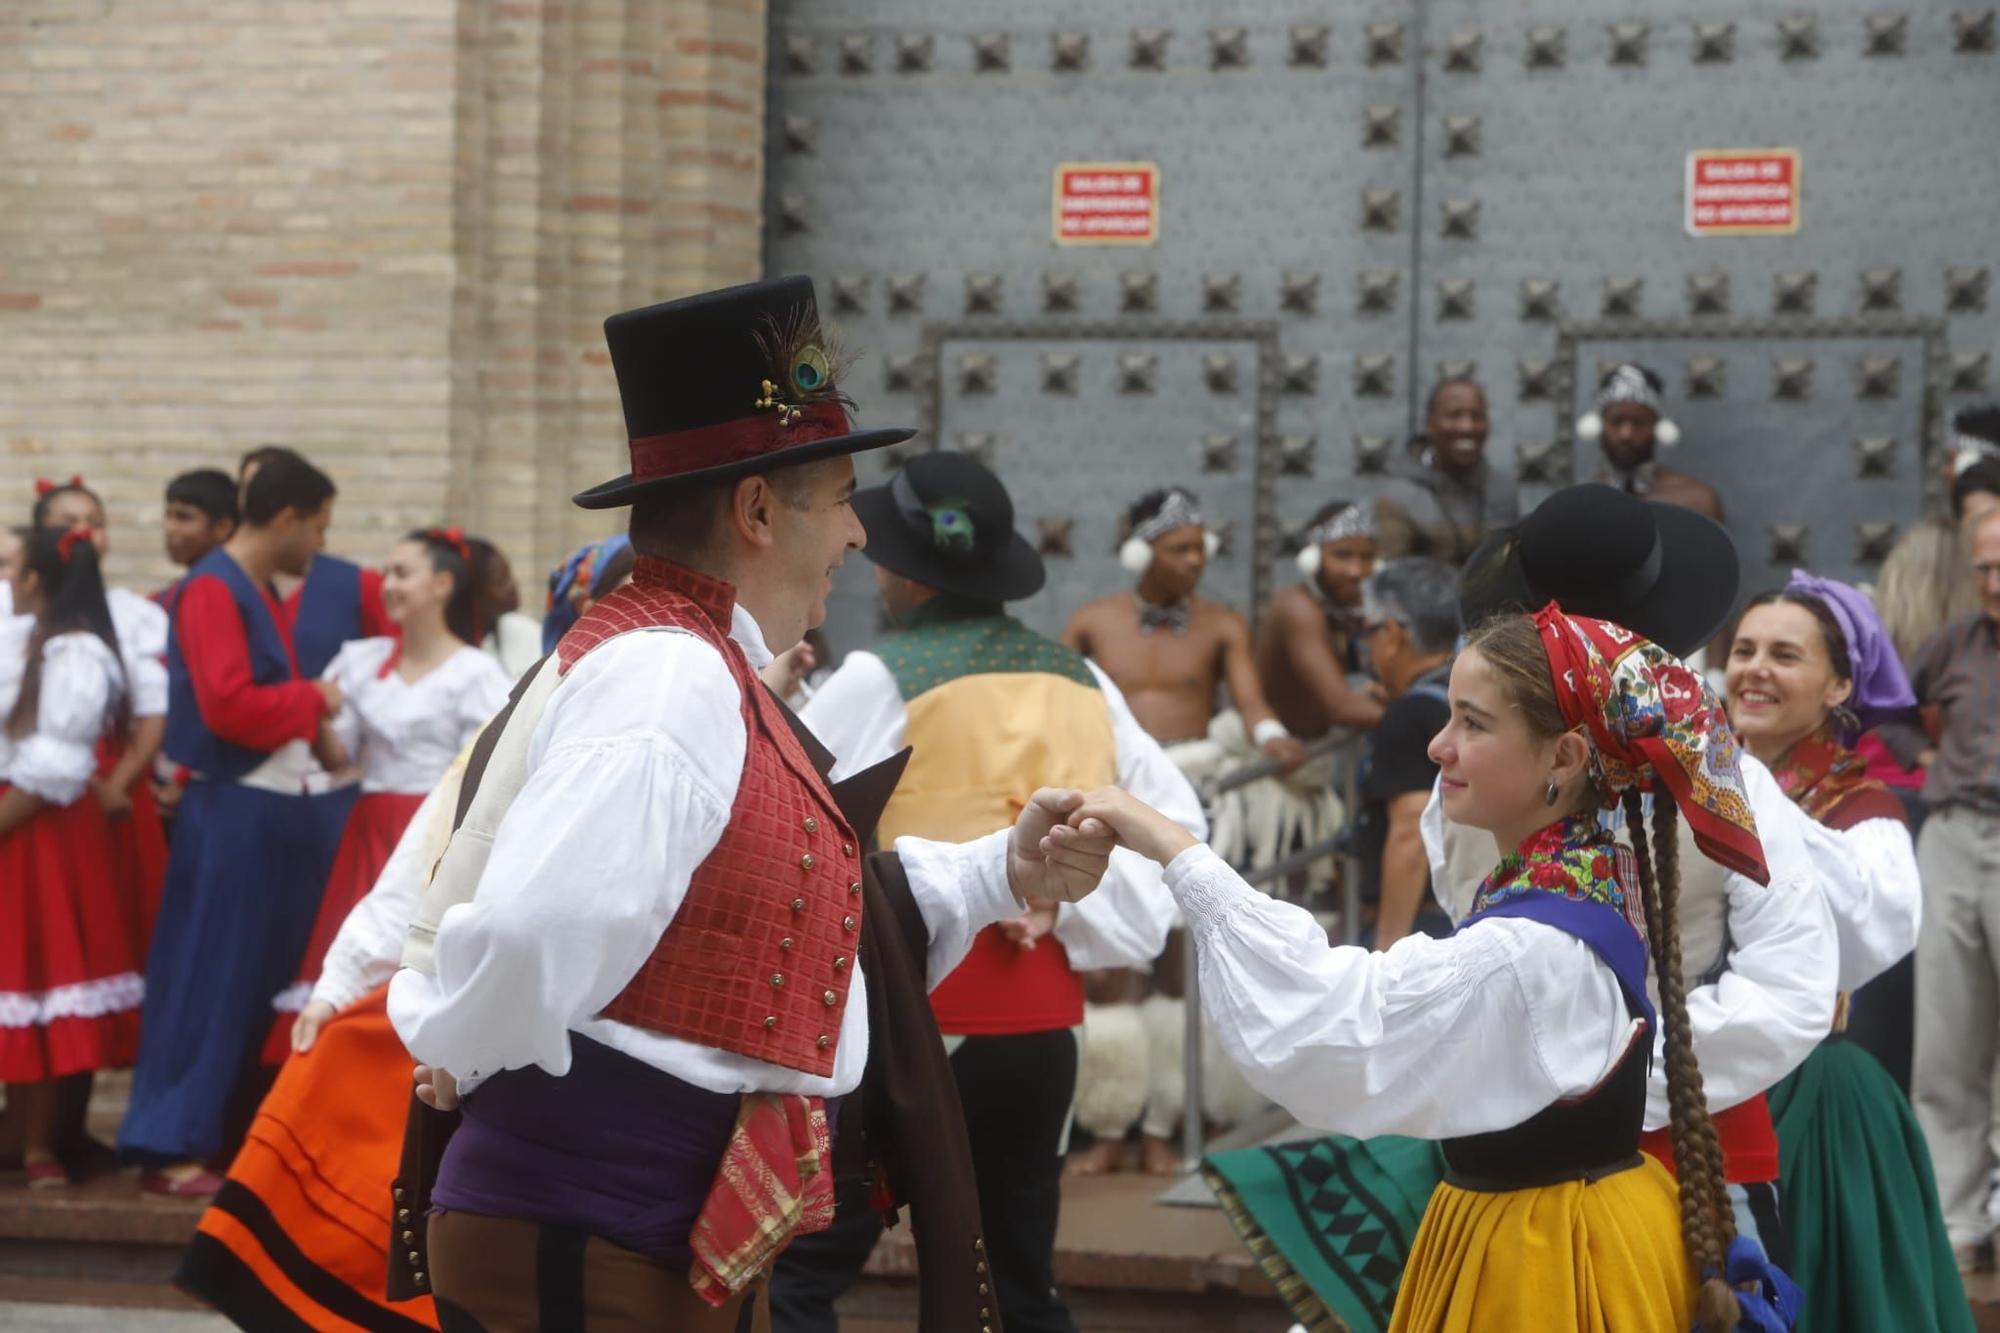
left=119, top=781, right=346, bottom=1164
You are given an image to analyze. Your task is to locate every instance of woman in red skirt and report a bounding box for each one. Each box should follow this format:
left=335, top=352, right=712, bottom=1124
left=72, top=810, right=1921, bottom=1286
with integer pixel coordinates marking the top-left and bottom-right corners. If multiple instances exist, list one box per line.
left=33, top=479, right=170, bottom=967
left=0, top=525, right=144, bottom=1188
left=263, top=528, right=510, bottom=1062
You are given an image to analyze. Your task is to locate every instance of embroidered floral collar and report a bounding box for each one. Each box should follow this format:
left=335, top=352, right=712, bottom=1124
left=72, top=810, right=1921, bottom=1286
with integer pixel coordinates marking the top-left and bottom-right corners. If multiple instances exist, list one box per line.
left=1470, top=812, right=1637, bottom=927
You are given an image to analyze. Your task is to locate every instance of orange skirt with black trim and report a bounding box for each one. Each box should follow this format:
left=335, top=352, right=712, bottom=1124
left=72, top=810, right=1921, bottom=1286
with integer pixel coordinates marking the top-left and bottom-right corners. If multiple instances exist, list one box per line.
left=177, top=984, right=439, bottom=1332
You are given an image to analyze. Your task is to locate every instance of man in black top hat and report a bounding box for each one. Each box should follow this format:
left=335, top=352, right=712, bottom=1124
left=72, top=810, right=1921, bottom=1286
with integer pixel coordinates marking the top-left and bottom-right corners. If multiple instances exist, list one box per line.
left=385, top=278, right=1118, bottom=1330
left=770, top=452, right=1206, bottom=1333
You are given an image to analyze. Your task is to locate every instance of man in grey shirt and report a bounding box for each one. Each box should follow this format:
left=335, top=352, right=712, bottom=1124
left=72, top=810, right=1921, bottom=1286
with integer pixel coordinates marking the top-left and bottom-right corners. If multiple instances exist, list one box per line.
left=1881, top=506, right=2000, bottom=1267
left=1372, top=378, right=1519, bottom=565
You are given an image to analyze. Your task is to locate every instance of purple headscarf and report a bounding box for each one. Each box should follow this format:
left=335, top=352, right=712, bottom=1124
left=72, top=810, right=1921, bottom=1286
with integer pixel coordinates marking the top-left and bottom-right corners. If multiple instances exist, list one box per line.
left=1784, top=570, right=1917, bottom=729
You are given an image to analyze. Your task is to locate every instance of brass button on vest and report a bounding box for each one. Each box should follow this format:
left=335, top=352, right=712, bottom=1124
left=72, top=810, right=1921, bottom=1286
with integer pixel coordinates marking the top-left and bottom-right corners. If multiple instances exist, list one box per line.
left=804, top=817, right=819, bottom=834
left=781, top=937, right=794, bottom=950
left=842, top=915, right=856, bottom=932
left=833, top=955, right=847, bottom=971
left=849, top=881, right=862, bottom=895
left=792, top=898, right=806, bottom=913
left=817, top=1033, right=831, bottom=1048
left=842, top=842, right=854, bottom=856
left=770, top=973, right=785, bottom=988
left=822, top=989, right=837, bottom=1005
left=800, top=852, right=815, bottom=870
left=763, top=1014, right=778, bottom=1028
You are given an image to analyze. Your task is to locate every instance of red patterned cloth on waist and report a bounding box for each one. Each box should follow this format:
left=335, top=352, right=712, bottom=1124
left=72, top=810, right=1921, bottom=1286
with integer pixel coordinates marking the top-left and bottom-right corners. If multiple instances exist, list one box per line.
left=688, top=1092, right=836, bottom=1306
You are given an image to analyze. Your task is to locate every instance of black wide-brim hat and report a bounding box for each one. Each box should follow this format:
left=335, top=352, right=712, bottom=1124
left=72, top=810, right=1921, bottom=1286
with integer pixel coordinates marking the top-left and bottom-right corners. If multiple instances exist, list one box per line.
left=574, top=275, right=914, bottom=509
left=1458, top=483, right=1741, bottom=658
left=852, top=451, right=1046, bottom=604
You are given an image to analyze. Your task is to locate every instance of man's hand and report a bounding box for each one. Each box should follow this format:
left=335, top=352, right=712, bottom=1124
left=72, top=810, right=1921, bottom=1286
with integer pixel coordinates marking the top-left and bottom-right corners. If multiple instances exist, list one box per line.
left=414, top=1064, right=460, bottom=1112
left=1008, top=789, right=1116, bottom=906
left=291, top=1000, right=336, bottom=1054
left=153, top=775, right=184, bottom=818
left=315, top=678, right=345, bottom=715
left=1000, top=898, right=1061, bottom=951
left=1260, top=734, right=1308, bottom=775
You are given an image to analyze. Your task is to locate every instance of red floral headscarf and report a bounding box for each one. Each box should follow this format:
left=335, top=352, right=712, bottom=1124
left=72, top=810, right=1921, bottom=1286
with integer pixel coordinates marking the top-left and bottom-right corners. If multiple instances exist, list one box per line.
left=1532, top=603, right=1769, bottom=885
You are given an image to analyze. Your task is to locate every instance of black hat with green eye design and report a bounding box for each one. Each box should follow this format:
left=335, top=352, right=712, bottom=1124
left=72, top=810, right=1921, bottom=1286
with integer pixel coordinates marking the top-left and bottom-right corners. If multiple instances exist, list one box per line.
left=851, top=451, right=1047, bottom=603
left=574, top=275, right=914, bottom=509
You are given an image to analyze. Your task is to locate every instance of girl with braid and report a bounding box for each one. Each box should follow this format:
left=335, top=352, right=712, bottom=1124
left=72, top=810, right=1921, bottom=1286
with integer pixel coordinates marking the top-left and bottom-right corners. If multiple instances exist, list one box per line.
left=1072, top=605, right=1801, bottom=1331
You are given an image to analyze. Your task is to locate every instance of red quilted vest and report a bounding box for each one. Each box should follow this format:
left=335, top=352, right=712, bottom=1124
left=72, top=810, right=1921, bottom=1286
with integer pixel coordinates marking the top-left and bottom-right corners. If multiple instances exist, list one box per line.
left=557, top=557, right=863, bottom=1078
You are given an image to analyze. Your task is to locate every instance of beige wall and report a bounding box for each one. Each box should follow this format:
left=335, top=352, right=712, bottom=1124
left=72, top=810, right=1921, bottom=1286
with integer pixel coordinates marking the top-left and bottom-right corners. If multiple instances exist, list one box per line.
left=0, top=0, right=767, bottom=599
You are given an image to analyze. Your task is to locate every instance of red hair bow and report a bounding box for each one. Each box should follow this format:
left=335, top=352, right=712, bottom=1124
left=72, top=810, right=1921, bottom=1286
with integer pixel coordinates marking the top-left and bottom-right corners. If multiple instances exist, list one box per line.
left=56, top=526, right=92, bottom=564
left=424, top=526, right=471, bottom=562
left=34, top=474, right=84, bottom=497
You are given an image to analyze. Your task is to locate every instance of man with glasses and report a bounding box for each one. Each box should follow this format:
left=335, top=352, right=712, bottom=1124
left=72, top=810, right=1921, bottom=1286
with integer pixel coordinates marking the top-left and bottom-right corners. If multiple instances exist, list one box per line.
left=1346, top=558, right=1460, bottom=949
left=1884, top=507, right=2000, bottom=1270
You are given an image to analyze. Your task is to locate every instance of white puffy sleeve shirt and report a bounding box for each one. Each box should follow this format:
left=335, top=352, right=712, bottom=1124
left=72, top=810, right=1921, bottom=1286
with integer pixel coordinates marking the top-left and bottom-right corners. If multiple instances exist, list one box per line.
left=0, top=629, right=123, bottom=805
left=324, top=640, right=514, bottom=795
left=1801, top=813, right=1921, bottom=994
left=388, top=606, right=1022, bottom=1097
left=1418, top=753, right=1839, bottom=1132
left=311, top=772, right=459, bottom=1013
left=801, top=648, right=1205, bottom=971
left=1166, top=843, right=1637, bottom=1139
left=105, top=587, right=169, bottom=720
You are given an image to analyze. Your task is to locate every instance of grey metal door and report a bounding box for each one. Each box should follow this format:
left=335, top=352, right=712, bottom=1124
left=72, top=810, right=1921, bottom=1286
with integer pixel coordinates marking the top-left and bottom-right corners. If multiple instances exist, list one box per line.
left=766, top=2, right=1999, bottom=651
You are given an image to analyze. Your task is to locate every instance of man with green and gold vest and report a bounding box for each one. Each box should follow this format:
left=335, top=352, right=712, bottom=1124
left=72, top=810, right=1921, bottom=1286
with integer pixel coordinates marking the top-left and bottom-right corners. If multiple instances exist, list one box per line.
left=770, top=452, right=1205, bottom=1333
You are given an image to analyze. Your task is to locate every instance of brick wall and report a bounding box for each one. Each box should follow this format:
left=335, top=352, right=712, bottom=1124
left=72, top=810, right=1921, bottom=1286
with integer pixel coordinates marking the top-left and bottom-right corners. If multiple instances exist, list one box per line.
left=0, top=0, right=767, bottom=600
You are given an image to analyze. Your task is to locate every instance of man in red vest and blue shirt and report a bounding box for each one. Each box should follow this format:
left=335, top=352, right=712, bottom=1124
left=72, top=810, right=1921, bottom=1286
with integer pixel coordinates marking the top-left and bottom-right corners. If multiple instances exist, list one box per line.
left=769, top=452, right=1205, bottom=1333
left=385, top=278, right=1120, bottom=1331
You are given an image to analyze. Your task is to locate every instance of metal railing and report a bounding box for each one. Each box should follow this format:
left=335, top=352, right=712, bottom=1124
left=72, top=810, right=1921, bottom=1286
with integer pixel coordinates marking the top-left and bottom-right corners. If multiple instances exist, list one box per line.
left=1178, top=730, right=1367, bottom=1173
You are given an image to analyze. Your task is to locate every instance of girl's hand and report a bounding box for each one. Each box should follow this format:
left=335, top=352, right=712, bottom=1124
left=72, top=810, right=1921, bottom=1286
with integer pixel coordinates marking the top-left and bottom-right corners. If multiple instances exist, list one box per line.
left=1070, top=786, right=1200, bottom=867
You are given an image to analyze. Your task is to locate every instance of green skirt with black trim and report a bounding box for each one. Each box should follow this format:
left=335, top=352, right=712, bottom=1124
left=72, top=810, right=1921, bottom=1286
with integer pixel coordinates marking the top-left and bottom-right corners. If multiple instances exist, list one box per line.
left=1769, top=1038, right=1973, bottom=1333
left=1202, top=1134, right=1446, bottom=1333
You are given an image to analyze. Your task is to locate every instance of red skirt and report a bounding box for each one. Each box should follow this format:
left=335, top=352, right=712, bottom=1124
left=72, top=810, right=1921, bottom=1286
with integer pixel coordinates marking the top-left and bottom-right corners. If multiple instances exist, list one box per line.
left=180, top=985, right=440, bottom=1331
left=261, top=790, right=424, bottom=1066
left=95, top=737, right=169, bottom=964
left=0, top=785, right=145, bottom=1082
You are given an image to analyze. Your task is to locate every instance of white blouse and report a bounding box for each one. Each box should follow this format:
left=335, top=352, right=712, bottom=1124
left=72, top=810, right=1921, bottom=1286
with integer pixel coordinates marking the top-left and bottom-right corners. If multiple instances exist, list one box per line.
left=323, top=639, right=512, bottom=795
left=311, top=770, right=461, bottom=1013
left=1420, top=753, right=1839, bottom=1133
left=1803, top=815, right=1921, bottom=994
left=387, top=602, right=1026, bottom=1100
left=105, top=586, right=169, bottom=721
left=1166, top=842, right=1639, bottom=1140
left=801, top=647, right=1205, bottom=972
left=0, top=624, right=124, bottom=805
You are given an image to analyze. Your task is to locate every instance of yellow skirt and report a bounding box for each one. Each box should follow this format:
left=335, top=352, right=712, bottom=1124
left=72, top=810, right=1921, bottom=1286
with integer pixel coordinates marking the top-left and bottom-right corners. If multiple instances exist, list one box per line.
left=1389, top=1156, right=1692, bottom=1333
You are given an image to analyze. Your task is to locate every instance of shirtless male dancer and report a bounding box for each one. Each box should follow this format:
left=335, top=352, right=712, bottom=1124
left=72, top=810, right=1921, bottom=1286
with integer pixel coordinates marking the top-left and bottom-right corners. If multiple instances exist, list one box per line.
left=1256, top=500, right=1387, bottom=741
left=1061, top=487, right=1298, bottom=1174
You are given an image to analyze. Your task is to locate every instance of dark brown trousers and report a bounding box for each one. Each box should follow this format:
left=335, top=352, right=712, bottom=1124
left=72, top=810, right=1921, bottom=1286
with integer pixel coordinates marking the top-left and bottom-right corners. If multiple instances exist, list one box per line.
left=428, top=1210, right=770, bottom=1333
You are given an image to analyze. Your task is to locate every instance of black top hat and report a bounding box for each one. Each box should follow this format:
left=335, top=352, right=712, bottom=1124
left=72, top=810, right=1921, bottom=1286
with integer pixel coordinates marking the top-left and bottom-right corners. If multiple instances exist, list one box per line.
left=1458, top=483, right=1741, bottom=657
left=573, top=276, right=914, bottom=509
left=851, top=452, right=1046, bottom=604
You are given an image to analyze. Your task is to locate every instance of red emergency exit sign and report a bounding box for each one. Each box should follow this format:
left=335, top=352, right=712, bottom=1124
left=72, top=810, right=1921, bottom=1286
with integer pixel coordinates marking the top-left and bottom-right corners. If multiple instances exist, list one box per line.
left=1053, top=162, right=1159, bottom=245
left=1686, top=149, right=1801, bottom=236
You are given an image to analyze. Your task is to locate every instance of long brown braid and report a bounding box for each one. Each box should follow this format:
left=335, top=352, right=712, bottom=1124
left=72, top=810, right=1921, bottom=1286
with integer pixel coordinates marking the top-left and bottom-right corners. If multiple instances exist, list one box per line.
left=1623, top=790, right=1740, bottom=1331
left=1465, top=614, right=1741, bottom=1329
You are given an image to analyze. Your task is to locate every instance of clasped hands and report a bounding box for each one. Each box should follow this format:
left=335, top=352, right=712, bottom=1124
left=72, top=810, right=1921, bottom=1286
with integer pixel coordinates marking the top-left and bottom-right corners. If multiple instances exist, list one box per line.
left=416, top=785, right=1196, bottom=1112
